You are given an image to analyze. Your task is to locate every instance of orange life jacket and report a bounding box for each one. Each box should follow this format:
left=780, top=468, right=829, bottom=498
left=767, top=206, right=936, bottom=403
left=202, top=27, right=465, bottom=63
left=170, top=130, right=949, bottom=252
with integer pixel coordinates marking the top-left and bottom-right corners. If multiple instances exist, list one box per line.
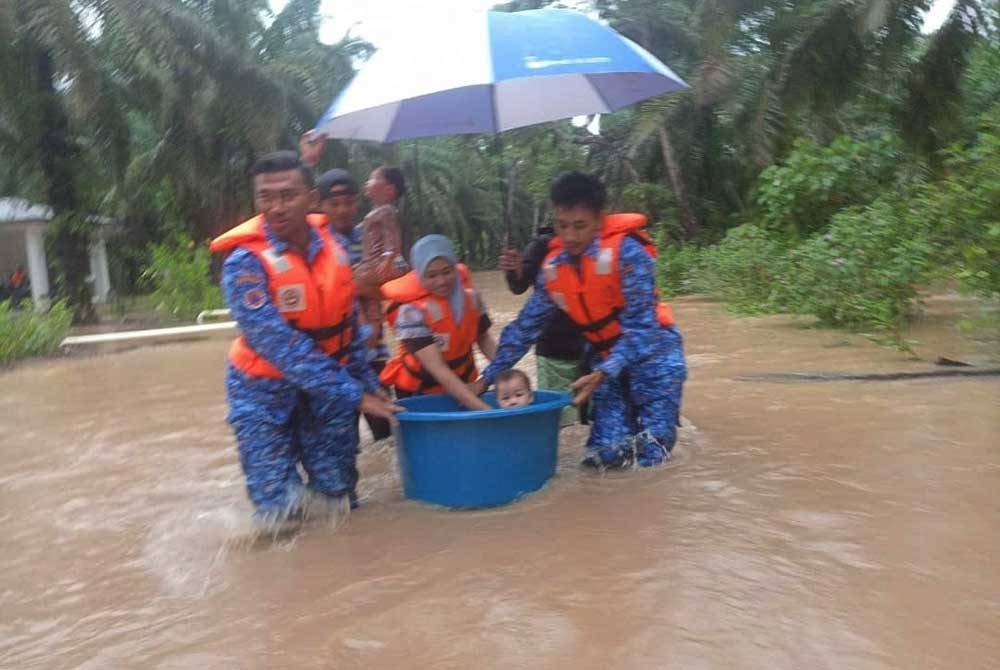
left=543, top=213, right=675, bottom=359
left=210, top=213, right=356, bottom=379
left=378, top=265, right=481, bottom=394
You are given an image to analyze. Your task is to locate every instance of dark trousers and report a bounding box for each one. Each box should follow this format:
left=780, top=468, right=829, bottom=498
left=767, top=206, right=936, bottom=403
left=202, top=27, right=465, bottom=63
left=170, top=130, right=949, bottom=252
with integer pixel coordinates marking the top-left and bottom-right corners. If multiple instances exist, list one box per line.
left=361, top=360, right=393, bottom=441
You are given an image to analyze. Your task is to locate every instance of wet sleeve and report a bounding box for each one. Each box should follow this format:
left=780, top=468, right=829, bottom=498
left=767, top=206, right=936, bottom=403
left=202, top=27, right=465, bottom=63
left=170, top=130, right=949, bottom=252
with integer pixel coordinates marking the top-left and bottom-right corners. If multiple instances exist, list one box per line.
left=481, top=273, right=557, bottom=384
left=505, top=237, right=549, bottom=295
left=395, top=303, right=436, bottom=353
left=345, top=302, right=381, bottom=392
left=595, top=237, right=660, bottom=380
left=222, top=249, right=363, bottom=407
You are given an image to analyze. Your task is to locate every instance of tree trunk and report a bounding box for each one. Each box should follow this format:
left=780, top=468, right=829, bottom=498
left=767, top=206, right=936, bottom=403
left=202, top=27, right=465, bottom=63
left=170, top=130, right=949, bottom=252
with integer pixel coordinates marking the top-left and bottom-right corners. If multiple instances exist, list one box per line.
left=34, top=47, right=96, bottom=323
left=657, top=124, right=701, bottom=240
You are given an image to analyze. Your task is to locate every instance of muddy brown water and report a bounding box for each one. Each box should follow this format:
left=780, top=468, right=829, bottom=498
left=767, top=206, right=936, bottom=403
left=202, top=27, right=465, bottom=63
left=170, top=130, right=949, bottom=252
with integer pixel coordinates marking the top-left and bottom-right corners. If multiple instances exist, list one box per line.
left=1, top=273, right=997, bottom=669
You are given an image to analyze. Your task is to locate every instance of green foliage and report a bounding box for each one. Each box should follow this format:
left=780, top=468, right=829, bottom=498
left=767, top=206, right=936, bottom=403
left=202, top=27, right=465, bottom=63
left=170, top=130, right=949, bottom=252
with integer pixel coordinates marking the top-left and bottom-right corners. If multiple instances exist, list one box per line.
left=695, top=225, right=789, bottom=313
left=0, top=301, right=73, bottom=365
left=142, top=236, right=222, bottom=320
left=779, top=197, right=933, bottom=334
left=918, top=107, right=1000, bottom=298
left=657, top=244, right=705, bottom=297
left=621, top=183, right=678, bottom=238
left=0, top=0, right=995, bottom=327
left=754, top=135, right=905, bottom=238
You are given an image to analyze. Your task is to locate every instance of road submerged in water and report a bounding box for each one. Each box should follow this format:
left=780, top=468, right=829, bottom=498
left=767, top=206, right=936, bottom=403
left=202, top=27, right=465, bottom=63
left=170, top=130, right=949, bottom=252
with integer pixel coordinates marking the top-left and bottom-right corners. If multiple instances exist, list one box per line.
left=0, top=274, right=997, bottom=669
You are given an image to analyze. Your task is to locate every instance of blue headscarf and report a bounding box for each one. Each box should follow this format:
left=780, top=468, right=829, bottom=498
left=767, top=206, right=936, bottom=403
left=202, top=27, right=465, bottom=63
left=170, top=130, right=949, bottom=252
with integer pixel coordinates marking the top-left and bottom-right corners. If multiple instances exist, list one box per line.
left=410, top=234, right=465, bottom=321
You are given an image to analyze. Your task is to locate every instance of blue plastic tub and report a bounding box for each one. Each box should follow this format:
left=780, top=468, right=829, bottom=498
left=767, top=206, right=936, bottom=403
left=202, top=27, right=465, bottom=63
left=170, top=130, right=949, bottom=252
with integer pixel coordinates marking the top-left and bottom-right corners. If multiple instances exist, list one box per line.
left=394, top=390, right=570, bottom=508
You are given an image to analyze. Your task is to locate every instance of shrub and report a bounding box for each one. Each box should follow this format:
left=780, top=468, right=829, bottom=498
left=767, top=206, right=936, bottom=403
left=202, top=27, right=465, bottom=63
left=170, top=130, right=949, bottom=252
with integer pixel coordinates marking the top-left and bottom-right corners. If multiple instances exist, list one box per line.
left=657, top=244, right=705, bottom=297
left=0, top=301, right=73, bottom=365
left=919, top=108, right=1000, bottom=298
left=142, top=236, right=222, bottom=320
left=695, top=224, right=789, bottom=312
left=755, top=135, right=905, bottom=238
left=779, top=196, right=933, bottom=335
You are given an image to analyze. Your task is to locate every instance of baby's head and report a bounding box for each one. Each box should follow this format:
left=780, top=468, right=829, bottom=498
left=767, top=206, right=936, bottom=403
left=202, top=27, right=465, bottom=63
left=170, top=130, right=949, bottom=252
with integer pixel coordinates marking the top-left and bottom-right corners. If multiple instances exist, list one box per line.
left=496, top=369, right=533, bottom=409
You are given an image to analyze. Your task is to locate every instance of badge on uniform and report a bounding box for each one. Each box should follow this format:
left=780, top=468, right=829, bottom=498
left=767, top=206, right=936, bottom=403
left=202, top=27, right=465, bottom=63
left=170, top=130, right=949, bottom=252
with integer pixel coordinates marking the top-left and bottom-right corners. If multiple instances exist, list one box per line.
left=235, top=273, right=263, bottom=286
left=242, top=288, right=267, bottom=310
left=544, top=262, right=558, bottom=282
left=551, top=291, right=567, bottom=310
left=276, top=284, right=306, bottom=313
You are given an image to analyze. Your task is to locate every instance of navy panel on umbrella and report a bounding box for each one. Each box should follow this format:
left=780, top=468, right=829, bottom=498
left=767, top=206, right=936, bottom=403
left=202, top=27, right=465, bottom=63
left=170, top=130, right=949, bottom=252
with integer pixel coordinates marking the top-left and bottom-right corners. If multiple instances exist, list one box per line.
left=488, top=9, right=658, bottom=81
left=385, top=86, right=496, bottom=143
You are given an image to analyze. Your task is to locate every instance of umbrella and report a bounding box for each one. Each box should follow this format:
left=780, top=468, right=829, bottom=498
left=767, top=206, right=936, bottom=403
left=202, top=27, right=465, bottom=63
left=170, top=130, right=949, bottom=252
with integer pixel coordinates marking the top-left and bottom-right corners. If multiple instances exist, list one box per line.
left=315, top=8, right=686, bottom=141
left=312, top=8, right=687, bottom=233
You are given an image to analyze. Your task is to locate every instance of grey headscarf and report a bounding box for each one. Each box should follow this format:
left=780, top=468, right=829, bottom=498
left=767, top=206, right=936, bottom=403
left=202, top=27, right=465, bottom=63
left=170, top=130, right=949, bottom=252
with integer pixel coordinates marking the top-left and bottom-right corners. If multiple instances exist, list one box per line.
left=410, top=234, right=465, bottom=321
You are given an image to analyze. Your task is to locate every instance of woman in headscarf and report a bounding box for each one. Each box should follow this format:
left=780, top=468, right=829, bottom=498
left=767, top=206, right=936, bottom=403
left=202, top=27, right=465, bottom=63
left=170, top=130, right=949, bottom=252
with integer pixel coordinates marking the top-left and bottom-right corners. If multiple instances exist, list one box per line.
left=380, top=235, right=496, bottom=411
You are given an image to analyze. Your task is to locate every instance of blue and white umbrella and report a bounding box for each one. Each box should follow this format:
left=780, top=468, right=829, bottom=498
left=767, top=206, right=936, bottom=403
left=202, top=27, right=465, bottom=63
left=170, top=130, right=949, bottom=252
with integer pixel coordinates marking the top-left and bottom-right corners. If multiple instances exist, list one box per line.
left=314, top=8, right=687, bottom=142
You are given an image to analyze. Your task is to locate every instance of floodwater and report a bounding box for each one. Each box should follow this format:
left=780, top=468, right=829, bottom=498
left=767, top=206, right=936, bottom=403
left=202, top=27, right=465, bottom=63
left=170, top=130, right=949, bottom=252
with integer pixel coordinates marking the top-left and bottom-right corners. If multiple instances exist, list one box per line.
left=1, top=273, right=997, bottom=669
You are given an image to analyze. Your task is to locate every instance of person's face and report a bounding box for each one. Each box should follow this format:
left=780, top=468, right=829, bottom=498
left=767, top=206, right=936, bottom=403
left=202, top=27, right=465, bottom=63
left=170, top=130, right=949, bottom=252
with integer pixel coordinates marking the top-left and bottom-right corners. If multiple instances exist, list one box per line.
left=365, top=169, right=396, bottom=206
left=253, top=169, right=316, bottom=241
left=497, top=379, right=532, bottom=408
left=422, top=257, right=456, bottom=298
left=319, top=191, right=358, bottom=234
left=553, top=204, right=603, bottom=257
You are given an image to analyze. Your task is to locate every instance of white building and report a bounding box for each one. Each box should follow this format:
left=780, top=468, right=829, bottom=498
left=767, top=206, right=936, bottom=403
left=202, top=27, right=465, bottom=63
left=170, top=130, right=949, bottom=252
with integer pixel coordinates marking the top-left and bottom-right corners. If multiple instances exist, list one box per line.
left=0, top=197, right=115, bottom=311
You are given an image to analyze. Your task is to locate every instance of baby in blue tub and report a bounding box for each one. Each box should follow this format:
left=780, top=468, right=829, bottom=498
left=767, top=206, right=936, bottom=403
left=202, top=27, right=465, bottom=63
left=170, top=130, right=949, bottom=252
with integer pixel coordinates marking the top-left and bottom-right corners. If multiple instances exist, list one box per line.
left=495, top=369, right=534, bottom=409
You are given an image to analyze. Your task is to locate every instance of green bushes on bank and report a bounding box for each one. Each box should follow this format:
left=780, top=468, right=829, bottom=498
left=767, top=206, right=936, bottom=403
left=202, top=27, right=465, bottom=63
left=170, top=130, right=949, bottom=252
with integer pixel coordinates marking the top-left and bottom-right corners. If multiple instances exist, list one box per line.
left=657, top=111, right=1000, bottom=337
left=0, top=301, right=73, bottom=365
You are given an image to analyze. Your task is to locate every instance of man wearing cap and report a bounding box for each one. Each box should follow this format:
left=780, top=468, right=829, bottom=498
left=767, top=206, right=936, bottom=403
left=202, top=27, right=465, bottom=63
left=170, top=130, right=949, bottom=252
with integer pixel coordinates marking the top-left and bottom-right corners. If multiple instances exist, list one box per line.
left=316, top=168, right=394, bottom=441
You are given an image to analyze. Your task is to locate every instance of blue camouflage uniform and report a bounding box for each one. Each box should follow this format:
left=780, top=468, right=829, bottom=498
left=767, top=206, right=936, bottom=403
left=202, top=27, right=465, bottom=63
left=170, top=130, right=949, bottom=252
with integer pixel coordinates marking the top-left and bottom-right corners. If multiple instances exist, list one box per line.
left=223, top=224, right=380, bottom=515
left=482, top=235, right=687, bottom=467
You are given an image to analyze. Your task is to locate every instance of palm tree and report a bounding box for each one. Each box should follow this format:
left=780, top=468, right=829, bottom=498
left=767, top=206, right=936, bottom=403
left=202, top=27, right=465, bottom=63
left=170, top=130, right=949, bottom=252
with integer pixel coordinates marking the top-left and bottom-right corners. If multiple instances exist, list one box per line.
left=0, top=0, right=138, bottom=321
left=107, top=0, right=366, bottom=241
left=597, top=0, right=986, bottom=241
left=0, top=0, right=363, bottom=319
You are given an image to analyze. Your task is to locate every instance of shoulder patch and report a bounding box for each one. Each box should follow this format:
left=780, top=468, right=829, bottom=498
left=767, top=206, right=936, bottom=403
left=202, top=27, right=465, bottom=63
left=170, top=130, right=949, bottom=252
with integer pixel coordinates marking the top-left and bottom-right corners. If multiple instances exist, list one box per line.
left=551, top=291, right=568, bottom=311
left=242, top=288, right=267, bottom=311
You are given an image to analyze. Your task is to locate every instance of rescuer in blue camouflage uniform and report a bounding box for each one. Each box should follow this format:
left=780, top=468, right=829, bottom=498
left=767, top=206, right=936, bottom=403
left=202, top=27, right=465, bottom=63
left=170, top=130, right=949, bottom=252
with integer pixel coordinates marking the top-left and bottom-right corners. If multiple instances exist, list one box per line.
left=476, top=171, right=686, bottom=469
left=213, top=152, right=400, bottom=521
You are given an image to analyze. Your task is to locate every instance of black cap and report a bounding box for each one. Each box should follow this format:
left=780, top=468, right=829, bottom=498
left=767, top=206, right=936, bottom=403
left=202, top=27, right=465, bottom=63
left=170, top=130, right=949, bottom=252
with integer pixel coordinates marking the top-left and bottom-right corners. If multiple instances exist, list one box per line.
left=317, top=168, right=359, bottom=199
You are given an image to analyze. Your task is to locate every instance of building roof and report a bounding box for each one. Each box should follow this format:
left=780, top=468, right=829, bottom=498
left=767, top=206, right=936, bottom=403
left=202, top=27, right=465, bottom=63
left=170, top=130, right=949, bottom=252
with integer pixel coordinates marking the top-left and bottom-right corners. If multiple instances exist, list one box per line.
left=0, top=197, right=118, bottom=226
left=0, top=197, right=52, bottom=224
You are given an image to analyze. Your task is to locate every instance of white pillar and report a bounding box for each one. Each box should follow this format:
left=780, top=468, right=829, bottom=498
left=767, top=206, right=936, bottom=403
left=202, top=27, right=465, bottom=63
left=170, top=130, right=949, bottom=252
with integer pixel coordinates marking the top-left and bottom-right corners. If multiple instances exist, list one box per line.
left=24, top=224, right=50, bottom=312
left=89, top=237, right=111, bottom=303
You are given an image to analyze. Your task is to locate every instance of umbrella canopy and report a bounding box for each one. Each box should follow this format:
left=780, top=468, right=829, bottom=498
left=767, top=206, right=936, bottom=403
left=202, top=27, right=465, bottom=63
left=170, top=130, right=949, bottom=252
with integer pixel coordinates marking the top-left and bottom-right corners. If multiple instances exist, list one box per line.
left=314, top=8, right=687, bottom=142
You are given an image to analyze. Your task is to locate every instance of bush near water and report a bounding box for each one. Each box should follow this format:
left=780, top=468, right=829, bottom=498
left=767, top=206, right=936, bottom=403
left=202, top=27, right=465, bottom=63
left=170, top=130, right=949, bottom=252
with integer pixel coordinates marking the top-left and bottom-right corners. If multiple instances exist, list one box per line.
left=0, top=301, right=72, bottom=365
left=142, top=236, right=223, bottom=321
left=658, top=106, right=1000, bottom=341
